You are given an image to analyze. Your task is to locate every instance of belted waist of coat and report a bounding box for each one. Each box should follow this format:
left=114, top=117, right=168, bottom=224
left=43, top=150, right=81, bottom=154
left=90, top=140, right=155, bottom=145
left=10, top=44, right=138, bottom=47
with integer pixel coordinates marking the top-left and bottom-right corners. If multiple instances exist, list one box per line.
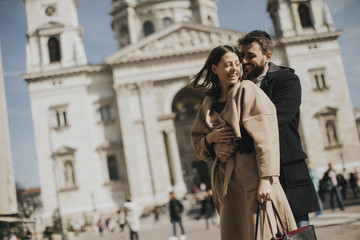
left=212, top=145, right=255, bottom=197
left=212, top=157, right=235, bottom=197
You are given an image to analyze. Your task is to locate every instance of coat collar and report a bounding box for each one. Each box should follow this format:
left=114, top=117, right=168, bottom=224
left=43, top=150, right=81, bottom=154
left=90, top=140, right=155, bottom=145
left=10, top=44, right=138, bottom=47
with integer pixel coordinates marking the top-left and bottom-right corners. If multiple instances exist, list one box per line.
left=261, top=62, right=295, bottom=91
left=261, top=62, right=280, bottom=91
left=200, top=82, right=243, bottom=139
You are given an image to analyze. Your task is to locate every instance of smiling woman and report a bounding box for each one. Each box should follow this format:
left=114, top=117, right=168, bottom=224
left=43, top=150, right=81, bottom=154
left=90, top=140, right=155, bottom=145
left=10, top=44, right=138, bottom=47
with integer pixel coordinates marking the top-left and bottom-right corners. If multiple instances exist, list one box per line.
left=190, top=45, right=297, bottom=239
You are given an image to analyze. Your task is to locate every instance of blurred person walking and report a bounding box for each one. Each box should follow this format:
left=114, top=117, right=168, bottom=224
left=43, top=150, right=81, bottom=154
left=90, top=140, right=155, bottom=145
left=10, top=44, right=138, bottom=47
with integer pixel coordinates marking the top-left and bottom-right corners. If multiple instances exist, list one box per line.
left=308, top=162, right=323, bottom=217
left=200, top=190, right=217, bottom=229
left=117, top=209, right=126, bottom=232
left=97, top=219, right=103, bottom=236
left=349, top=172, right=359, bottom=198
left=169, top=192, right=186, bottom=239
left=124, top=196, right=141, bottom=240
left=326, top=163, right=345, bottom=211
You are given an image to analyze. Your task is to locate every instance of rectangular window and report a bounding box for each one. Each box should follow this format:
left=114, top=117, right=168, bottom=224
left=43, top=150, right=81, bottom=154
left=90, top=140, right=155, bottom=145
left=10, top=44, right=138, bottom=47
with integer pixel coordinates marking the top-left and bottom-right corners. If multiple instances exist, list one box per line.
left=310, top=68, right=328, bottom=91
left=99, top=105, right=112, bottom=121
left=50, top=105, right=69, bottom=129
left=107, top=155, right=120, bottom=181
left=94, top=99, right=115, bottom=124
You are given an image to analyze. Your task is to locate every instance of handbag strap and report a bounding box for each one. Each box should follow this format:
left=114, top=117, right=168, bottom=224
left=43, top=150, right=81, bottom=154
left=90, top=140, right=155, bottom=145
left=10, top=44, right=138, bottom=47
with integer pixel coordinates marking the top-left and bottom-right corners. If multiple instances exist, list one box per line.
left=255, top=203, right=264, bottom=240
left=255, top=201, right=289, bottom=240
left=271, top=201, right=287, bottom=236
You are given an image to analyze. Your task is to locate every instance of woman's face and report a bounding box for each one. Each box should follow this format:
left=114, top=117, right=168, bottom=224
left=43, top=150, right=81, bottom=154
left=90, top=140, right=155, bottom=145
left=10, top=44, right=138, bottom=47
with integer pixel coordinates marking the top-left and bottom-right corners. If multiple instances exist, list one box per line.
left=212, top=52, right=241, bottom=90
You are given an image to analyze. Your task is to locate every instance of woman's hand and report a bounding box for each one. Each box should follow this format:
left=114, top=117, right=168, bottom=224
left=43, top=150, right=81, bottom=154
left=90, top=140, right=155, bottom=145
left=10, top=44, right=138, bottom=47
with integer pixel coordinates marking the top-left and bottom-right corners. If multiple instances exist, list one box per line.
left=206, top=124, right=235, bottom=145
left=257, top=177, right=272, bottom=203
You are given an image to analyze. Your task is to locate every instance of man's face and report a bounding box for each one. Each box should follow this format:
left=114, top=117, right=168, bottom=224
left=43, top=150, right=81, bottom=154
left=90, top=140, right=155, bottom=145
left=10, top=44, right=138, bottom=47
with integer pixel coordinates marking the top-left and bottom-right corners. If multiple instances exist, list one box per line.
left=240, top=42, right=272, bottom=80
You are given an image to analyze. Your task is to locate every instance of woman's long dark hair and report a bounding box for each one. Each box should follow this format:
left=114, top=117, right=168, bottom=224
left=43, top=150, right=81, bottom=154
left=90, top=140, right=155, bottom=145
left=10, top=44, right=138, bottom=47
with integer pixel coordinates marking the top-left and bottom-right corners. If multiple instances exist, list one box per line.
left=190, top=45, right=241, bottom=99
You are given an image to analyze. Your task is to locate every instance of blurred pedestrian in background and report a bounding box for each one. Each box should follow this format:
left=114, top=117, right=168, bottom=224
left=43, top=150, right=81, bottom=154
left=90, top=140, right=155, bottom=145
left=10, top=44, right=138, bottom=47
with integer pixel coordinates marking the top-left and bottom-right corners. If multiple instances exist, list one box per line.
left=308, top=162, right=323, bottom=217
left=326, top=163, right=345, bottom=211
left=200, top=190, right=217, bottom=229
left=124, top=196, right=141, bottom=240
left=169, top=191, right=186, bottom=239
left=97, top=219, right=103, bottom=236
left=349, top=171, right=359, bottom=198
left=337, top=172, right=347, bottom=200
left=117, top=209, right=126, bottom=232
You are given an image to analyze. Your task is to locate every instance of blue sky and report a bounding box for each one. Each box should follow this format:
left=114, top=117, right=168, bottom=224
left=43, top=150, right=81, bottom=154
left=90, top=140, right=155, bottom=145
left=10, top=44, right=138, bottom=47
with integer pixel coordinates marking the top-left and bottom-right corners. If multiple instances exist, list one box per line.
left=0, top=0, right=359, bottom=188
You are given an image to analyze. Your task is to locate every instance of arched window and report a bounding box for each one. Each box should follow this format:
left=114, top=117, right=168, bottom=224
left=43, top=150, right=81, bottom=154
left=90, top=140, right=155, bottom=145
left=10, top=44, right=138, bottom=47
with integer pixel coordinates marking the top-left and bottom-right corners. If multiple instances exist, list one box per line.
left=207, top=15, right=214, bottom=25
left=172, top=87, right=204, bottom=121
left=120, top=26, right=128, bottom=36
left=163, top=17, right=173, bottom=28
left=143, top=21, right=154, bottom=36
left=298, top=4, right=312, bottom=28
left=119, top=26, right=130, bottom=46
left=48, top=37, right=61, bottom=62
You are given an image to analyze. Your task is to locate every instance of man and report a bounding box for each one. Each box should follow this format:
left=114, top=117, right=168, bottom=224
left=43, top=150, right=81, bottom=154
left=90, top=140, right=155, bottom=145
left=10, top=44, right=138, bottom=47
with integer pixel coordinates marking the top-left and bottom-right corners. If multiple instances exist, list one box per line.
left=214, top=30, right=319, bottom=228
left=326, top=163, right=345, bottom=211
left=169, top=192, right=186, bottom=239
left=239, top=30, right=320, bottom=227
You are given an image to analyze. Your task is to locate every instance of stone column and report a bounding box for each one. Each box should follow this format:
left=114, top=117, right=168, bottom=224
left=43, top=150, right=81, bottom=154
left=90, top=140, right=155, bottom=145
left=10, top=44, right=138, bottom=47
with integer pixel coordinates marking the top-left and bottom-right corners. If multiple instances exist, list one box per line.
left=164, top=127, right=187, bottom=197
left=137, top=82, right=172, bottom=200
left=115, top=83, right=153, bottom=200
left=127, top=6, right=138, bottom=44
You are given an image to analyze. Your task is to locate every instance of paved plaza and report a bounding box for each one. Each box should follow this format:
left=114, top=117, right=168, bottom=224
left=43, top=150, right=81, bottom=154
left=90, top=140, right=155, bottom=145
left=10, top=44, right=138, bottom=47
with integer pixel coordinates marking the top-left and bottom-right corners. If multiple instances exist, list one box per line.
left=71, top=203, right=360, bottom=240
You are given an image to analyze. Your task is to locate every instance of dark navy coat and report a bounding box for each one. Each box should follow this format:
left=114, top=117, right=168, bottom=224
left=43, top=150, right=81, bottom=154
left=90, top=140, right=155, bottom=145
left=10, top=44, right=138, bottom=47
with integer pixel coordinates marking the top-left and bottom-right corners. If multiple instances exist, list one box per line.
left=261, top=62, right=320, bottom=217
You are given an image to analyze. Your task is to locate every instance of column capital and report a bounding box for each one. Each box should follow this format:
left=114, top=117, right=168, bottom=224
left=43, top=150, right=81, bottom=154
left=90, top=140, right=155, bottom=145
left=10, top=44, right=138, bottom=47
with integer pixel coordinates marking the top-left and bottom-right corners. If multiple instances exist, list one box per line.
left=115, top=83, right=137, bottom=95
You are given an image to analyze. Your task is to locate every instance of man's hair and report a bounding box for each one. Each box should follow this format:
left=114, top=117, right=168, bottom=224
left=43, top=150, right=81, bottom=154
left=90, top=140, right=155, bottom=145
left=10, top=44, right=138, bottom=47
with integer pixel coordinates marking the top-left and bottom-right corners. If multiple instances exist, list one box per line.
left=238, top=30, right=273, bottom=54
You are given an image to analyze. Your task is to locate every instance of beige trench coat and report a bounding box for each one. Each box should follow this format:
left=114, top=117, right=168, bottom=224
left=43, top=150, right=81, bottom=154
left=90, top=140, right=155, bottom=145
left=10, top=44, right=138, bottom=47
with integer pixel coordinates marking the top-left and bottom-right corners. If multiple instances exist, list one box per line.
left=191, top=81, right=296, bottom=240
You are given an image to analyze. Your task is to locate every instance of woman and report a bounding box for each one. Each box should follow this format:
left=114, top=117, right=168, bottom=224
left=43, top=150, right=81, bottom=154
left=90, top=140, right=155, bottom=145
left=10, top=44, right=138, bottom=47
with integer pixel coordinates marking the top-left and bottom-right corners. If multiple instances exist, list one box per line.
left=190, top=45, right=296, bottom=239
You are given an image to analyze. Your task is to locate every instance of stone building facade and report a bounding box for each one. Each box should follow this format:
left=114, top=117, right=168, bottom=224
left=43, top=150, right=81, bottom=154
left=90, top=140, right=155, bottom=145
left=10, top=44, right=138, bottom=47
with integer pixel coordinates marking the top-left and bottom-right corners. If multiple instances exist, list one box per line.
left=23, top=0, right=360, bottom=225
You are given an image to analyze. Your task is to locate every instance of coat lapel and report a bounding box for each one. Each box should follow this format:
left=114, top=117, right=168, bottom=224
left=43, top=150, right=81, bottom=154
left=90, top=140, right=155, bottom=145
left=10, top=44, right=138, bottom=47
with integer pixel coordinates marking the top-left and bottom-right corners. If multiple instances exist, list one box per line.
left=261, top=62, right=280, bottom=94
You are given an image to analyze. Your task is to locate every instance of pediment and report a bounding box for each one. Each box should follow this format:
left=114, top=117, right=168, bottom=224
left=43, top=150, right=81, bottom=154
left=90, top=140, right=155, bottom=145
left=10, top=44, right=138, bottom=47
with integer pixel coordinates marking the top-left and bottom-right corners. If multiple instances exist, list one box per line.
left=53, top=146, right=77, bottom=156
left=106, top=22, right=245, bottom=64
left=314, top=107, right=338, bottom=117
left=96, top=141, right=122, bottom=151
left=38, top=21, right=65, bottom=30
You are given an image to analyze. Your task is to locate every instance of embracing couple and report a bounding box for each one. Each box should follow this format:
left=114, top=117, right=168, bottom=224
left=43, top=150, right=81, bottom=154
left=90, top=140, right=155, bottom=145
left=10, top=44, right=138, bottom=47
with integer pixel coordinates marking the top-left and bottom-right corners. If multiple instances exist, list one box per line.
left=190, top=30, right=320, bottom=239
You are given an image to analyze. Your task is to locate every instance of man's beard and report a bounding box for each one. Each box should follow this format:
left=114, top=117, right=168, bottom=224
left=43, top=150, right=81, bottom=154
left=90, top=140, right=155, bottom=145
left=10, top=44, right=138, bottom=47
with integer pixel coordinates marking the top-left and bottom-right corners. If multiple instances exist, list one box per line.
left=243, top=59, right=266, bottom=81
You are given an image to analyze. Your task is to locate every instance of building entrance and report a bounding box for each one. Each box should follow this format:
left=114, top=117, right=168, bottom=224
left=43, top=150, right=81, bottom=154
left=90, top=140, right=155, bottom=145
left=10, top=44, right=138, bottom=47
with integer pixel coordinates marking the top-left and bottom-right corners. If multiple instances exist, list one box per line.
left=172, top=87, right=211, bottom=192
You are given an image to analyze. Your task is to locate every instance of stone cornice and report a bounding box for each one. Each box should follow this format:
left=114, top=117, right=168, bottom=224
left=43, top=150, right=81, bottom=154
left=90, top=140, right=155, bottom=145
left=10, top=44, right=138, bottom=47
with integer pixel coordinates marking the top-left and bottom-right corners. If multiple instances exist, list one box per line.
left=23, top=64, right=111, bottom=83
left=278, top=31, right=342, bottom=45
left=111, top=48, right=211, bottom=65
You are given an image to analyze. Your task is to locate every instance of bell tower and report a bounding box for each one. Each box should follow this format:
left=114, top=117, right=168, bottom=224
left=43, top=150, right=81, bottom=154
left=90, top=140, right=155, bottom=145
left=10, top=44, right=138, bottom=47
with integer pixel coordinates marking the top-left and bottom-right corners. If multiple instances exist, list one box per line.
left=267, top=0, right=336, bottom=38
left=267, top=0, right=360, bottom=169
left=24, top=0, right=87, bottom=73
